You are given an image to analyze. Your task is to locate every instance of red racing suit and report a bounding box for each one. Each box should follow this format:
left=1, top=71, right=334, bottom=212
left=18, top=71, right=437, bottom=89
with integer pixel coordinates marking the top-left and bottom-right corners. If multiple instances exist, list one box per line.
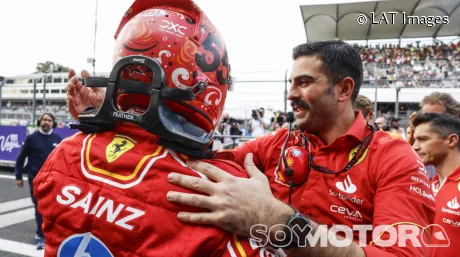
left=430, top=165, right=460, bottom=257
left=219, top=112, right=437, bottom=257
left=33, top=123, right=283, bottom=257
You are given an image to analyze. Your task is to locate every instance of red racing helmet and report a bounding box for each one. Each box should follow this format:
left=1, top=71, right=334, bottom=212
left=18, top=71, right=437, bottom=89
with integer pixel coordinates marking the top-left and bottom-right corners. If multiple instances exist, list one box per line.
left=113, top=0, right=232, bottom=133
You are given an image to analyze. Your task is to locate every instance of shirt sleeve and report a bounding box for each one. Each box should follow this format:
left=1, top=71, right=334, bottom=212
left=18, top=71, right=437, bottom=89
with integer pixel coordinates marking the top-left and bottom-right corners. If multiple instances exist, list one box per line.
left=363, top=139, right=435, bottom=257
left=15, top=136, right=31, bottom=180
left=216, top=129, right=288, bottom=174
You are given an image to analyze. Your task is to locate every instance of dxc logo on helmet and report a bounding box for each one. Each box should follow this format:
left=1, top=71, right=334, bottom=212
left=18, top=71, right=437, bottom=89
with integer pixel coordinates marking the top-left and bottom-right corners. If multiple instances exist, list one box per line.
left=160, top=20, right=187, bottom=36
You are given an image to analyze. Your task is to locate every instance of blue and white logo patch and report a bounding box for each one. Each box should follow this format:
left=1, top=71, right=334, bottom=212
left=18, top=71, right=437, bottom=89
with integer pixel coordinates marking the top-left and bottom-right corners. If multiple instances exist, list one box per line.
left=292, top=149, right=302, bottom=157
left=58, top=233, right=113, bottom=257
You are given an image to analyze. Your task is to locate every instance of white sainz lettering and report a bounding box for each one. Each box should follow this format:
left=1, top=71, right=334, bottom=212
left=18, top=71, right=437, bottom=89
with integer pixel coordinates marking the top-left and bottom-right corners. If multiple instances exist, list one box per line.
left=56, top=185, right=145, bottom=231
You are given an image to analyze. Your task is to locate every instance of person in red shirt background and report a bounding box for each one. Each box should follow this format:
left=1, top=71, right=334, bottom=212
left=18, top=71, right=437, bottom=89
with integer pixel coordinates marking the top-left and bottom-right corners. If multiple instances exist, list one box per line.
left=34, top=0, right=282, bottom=256
left=166, top=41, right=437, bottom=257
left=412, top=112, right=460, bottom=257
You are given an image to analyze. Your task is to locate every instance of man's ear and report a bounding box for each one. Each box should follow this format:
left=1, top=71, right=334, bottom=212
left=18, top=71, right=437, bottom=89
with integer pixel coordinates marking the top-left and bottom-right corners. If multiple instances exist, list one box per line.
left=447, top=133, right=459, bottom=149
left=336, top=77, right=355, bottom=102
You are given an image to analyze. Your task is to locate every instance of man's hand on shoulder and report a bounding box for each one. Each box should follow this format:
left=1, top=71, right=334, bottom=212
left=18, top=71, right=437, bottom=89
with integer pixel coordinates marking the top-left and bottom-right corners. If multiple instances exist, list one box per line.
left=167, top=153, right=288, bottom=236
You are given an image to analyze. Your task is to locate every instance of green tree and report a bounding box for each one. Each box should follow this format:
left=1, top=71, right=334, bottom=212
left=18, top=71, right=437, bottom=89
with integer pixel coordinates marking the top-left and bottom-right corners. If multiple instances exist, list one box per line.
left=35, top=61, right=70, bottom=73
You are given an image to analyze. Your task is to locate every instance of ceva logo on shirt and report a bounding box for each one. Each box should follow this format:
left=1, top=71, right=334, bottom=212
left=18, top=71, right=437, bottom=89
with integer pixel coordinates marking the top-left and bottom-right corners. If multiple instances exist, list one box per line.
left=447, top=197, right=460, bottom=210
left=336, top=175, right=357, bottom=194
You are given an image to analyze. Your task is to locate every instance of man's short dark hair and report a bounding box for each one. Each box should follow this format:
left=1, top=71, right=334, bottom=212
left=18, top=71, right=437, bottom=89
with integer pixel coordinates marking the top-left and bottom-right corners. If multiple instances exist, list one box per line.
left=420, top=92, right=460, bottom=118
left=292, top=40, right=363, bottom=104
left=413, top=112, right=460, bottom=150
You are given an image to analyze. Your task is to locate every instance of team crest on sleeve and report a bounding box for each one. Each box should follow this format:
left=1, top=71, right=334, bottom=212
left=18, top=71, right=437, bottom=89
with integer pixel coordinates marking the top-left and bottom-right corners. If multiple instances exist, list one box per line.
left=81, top=133, right=167, bottom=189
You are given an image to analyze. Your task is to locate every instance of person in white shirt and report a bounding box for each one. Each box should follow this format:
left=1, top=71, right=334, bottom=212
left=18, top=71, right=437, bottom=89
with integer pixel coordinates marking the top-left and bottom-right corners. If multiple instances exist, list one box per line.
left=248, top=107, right=270, bottom=137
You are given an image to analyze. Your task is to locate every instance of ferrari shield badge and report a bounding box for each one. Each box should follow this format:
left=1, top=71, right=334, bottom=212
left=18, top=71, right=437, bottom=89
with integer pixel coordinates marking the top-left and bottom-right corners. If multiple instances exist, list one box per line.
left=348, top=146, right=369, bottom=166
left=105, top=135, right=136, bottom=163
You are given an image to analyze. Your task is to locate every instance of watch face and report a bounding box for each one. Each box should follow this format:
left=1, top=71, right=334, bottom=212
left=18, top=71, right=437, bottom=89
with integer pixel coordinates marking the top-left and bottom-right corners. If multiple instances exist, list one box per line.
left=290, top=215, right=312, bottom=245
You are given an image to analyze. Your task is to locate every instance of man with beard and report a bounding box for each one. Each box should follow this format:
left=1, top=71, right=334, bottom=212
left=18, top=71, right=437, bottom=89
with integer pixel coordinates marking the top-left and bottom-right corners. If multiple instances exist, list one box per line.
left=165, top=41, right=436, bottom=257
left=66, top=41, right=436, bottom=256
left=412, top=113, right=460, bottom=257
left=15, top=112, right=62, bottom=249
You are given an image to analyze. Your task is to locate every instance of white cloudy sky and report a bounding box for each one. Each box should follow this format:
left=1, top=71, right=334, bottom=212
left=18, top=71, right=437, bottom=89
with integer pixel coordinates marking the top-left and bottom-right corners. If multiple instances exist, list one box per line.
left=0, top=0, right=353, bottom=117
left=0, top=0, right=385, bottom=77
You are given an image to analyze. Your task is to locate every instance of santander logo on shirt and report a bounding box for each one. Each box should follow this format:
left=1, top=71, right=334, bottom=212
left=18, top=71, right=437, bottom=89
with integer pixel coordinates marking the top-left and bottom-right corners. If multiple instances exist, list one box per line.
left=447, top=197, right=460, bottom=210
left=336, top=175, right=357, bottom=194
left=329, top=174, right=365, bottom=205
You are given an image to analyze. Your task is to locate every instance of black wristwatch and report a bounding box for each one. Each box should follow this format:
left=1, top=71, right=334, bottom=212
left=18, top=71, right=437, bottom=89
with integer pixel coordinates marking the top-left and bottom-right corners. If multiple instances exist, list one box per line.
left=272, top=211, right=312, bottom=249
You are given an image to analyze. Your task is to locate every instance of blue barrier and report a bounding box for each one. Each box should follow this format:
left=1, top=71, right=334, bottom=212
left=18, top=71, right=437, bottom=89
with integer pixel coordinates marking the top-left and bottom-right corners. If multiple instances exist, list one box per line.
left=54, top=127, right=79, bottom=139
left=0, top=126, right=78, bottom=166
left=0, top=126, right=27, bottom=162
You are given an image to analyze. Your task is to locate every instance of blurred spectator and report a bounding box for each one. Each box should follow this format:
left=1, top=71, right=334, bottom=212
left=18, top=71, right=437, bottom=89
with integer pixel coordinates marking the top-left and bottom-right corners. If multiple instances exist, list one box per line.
left=420, top=92, right=460, bottom=118
left=218, top=113, right=243, bottom=149
left=248, top=107, right=270, bottom=137
left=375, top=116, right=403, bottom=139
left=375, top=117, right=385, bottom=129
left=354, top=95, right=377, bottom=129
left=408, top=92, right=460, bottom=145
left=389, top=116, right=406, bottom=140
left=15, top=113, right=62, bottom=250
left=406, top=111, right=418, bottom=141
left=269, top=111, right=286, bottom=132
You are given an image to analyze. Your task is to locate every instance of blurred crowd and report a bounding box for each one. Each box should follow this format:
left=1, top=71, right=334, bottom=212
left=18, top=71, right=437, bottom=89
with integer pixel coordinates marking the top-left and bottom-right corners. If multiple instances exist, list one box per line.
left=0, top=103, right=72, bottom=126
left=359, top=41, right=460, bottom=88
left=356, top=91, right=460, bottom=144
left=214, top=90, right=460, bottom=151
left=214, top=107, right=290, bottom=150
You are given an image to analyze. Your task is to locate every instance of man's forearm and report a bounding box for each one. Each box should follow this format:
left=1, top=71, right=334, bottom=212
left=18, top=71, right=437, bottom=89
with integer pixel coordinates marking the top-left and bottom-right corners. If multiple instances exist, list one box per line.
left=265, top=203, right=365, bottom=257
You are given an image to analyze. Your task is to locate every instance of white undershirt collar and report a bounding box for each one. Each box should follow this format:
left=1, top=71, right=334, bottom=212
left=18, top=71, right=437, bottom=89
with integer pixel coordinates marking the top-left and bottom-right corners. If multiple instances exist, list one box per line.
left=38, top=128, right=53, bottom=135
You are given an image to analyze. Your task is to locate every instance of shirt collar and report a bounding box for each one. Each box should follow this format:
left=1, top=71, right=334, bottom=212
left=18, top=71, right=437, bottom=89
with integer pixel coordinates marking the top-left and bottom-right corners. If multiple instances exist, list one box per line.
left=38, top=128, right=53, bottom=135
left=446, top=165, right=460, bottom=182
left=432, top=164, right=460, bottom=183
left=343, top=111, right=369, bottom=142
left=303, top=111, right=369, bottom=148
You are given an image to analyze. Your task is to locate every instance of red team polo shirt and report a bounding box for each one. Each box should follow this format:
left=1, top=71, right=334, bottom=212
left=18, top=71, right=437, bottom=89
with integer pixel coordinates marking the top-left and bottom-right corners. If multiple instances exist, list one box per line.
left=221, top=112, right=436, bottom=257
left=431, top=165, right=460, bottom=257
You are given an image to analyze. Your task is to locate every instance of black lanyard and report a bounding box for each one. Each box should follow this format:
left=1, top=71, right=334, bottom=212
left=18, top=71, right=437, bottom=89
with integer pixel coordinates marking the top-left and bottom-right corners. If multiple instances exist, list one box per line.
left=301, top=122, right=374, bottom=175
